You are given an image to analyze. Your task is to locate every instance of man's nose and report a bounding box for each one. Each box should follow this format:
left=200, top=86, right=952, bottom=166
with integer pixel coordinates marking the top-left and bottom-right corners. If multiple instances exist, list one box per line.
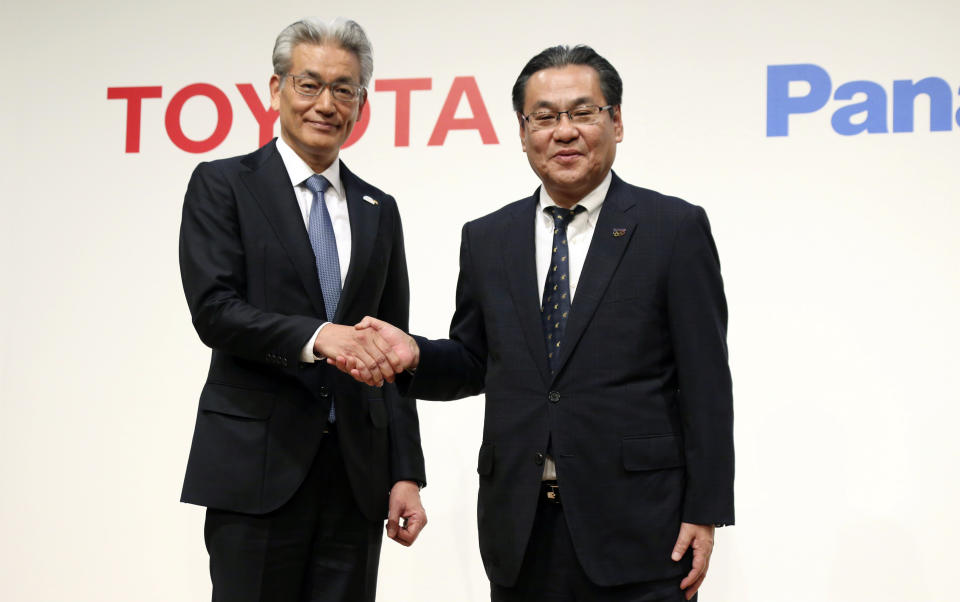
left=552, top=114, right=579, bottom=141
left=312, top=87, right=336, bottom=113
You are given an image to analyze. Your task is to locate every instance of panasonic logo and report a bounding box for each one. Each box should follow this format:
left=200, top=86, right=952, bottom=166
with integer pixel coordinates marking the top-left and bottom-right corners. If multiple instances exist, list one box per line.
left=766, top=63, right=960, bottom=136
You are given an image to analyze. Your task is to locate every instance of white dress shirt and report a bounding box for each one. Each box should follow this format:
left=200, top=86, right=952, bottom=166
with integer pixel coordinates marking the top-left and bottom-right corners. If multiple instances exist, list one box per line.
left=534, top=170, right=612, bottom=480
left=274, top=137, right=352, bottom=363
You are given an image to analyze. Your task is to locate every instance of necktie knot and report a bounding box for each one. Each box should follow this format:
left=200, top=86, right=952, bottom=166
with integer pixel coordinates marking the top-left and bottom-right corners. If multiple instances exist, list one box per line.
left=305, top=174, right=330, bottom=195
left=545, top=205, right=584, bottom=226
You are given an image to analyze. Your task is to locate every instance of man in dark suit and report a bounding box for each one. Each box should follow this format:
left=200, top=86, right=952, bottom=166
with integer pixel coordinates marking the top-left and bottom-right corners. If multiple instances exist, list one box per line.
left=178, top=17, right=426, bottom=602
left=337, top=45, right=734, bottom=601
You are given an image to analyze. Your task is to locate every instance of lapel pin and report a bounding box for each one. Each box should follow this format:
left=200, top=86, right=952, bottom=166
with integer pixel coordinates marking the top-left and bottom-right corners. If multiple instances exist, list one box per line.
left=362, top=195, right=379, bottom=206
left=612, top=228, right=626, bottom=237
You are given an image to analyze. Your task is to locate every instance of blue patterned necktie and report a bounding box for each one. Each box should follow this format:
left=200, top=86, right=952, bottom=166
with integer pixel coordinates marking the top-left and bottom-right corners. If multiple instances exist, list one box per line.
left=305, top=174, right=341, bottom=321
left=541, top=205, right=585, bottom=375
left=305, top=174, right=341, bottom=422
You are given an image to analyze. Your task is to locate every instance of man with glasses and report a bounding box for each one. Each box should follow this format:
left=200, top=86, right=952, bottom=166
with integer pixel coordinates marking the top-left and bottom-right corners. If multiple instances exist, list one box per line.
left=178, top=17, right=426, bottom=602
left=337, top=45, right=734, bottom=601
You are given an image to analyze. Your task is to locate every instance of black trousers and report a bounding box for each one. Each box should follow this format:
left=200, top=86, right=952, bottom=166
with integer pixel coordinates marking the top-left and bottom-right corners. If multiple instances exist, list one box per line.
left=204, top=428, right=383, bottom=602
left=491, top=487, right=693, bottom=602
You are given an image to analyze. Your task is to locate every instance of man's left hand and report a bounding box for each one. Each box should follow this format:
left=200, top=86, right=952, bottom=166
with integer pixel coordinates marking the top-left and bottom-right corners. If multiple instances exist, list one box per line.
left=386, top=480, right=427, bottom=547
left=671, top=522, right=715, bottom=600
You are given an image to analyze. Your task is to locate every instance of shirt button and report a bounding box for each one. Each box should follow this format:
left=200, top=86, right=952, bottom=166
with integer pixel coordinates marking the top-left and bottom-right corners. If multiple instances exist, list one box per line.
left=319, top=386, right=330, bottom=398
left=535, top=452, right=545, bottom=466
left=548, top=391, right=560, bottom=403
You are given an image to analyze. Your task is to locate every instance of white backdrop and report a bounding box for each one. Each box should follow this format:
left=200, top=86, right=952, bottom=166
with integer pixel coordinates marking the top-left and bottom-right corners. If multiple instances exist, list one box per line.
left=2, top=1, right=959, bottom=600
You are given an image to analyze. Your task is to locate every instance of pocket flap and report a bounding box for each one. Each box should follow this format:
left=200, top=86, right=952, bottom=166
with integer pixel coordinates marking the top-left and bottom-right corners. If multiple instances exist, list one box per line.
left=477, top=443, right=494, bottom=476
left=622, top=434, right=684, bottom=471
left=199, top=382, right=275, bottom=419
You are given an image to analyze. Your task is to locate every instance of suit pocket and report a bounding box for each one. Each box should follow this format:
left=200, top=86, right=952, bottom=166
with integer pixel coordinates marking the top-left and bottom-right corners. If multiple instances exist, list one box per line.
left=199, top=382, right=276, bottom=419
left=477, top=442, right=494, bottom=476
left=622, top=434, right=684, bottom=471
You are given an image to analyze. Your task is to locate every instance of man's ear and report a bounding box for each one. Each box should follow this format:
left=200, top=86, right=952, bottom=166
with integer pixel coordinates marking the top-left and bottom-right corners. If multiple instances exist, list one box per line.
left=269, top=74, right=282, bottom=112
left=518, top=112, right=528, bottom=152
left=612, top=105, right=624, bottom=143
left=357, top=90, right=368, bottom=119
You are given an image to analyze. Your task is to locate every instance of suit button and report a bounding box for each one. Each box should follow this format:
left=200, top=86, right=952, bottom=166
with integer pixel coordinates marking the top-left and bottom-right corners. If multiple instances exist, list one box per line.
left=319, top=386, right=330, bottom=398
left=547, top=391, right=560, bottom=403
left=535, top=452, right=545, bottom=466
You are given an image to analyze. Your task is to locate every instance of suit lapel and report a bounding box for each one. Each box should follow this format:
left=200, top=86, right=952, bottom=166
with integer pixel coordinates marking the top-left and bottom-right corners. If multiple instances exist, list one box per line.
left=552, top=173, right=637, bottom=378
left=501, top=193, right=552, bottom=387
left=337, top=162, right=379, bottom=323
left=239, top=142, right=328, bottom=319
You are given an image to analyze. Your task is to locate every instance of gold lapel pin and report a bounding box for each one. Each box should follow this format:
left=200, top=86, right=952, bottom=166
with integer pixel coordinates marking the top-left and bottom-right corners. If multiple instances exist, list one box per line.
left=362, top=195, right=379, bottom=206
left=612, top=228, right=626, bottom=237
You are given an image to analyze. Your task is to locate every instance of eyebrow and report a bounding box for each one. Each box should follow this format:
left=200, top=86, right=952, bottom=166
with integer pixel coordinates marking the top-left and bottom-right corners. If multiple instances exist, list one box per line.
left=529, top=96, right=597, bottom=112
left=296, top=70, right=358, bottom=84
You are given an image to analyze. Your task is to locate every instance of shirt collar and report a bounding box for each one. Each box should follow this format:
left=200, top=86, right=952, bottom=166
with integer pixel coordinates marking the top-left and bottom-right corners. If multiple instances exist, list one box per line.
left=274, top=136, right=344, bottom=198
left=537, top=170, right=612, bottom=226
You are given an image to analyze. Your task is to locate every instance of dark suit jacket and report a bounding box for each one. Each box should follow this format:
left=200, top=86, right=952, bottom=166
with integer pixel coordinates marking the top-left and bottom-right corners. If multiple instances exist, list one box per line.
left=403, top=172, right=734, bottom=587
left=179, top=140, right=425, bottom=520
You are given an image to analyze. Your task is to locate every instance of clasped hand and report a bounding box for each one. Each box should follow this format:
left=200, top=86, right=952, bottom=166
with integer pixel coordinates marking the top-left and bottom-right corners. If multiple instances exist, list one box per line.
left=316, top=317, right=419, bottom=386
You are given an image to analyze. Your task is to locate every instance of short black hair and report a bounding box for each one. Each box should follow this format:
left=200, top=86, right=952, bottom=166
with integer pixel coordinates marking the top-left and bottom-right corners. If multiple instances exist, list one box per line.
left=511, top=45, right=623, bottom=113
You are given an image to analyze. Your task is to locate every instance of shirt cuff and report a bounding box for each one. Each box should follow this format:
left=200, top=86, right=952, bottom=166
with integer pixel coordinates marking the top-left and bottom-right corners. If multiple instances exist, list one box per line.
left=300, top=323, right=330, bottom=363
left=394, top=478, right=426, bottom=490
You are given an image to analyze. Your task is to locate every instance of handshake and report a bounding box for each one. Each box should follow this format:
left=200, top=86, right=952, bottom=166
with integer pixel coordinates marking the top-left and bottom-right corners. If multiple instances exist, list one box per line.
left=313, top=317, right=419, bottom=386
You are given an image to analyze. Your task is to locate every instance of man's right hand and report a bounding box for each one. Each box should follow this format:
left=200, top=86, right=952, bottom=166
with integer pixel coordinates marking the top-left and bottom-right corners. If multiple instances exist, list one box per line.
left=326, top=316, right=420, bottom=386
left=314, top=323, right=404, bottom=386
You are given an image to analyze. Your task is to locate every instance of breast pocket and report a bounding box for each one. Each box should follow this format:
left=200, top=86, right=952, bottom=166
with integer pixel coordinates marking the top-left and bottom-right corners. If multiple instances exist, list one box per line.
left=596, top=260, right=660, bottom=313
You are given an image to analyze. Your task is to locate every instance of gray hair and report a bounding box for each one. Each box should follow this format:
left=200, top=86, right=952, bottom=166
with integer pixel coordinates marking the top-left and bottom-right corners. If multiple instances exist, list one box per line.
left=272, top=17, right=374, bottom=88
left=511, top=45, right=622, bottom=113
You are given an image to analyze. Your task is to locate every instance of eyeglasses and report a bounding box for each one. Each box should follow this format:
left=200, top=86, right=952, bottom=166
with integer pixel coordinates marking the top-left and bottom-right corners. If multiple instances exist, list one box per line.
left=287, top=75, right=364, bottom=103
left=522, top=104, right=614, bottom=131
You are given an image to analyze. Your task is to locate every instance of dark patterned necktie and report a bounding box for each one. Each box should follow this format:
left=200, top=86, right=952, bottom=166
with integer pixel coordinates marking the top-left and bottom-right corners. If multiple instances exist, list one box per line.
left=541, top=205, right=584, bottom=375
